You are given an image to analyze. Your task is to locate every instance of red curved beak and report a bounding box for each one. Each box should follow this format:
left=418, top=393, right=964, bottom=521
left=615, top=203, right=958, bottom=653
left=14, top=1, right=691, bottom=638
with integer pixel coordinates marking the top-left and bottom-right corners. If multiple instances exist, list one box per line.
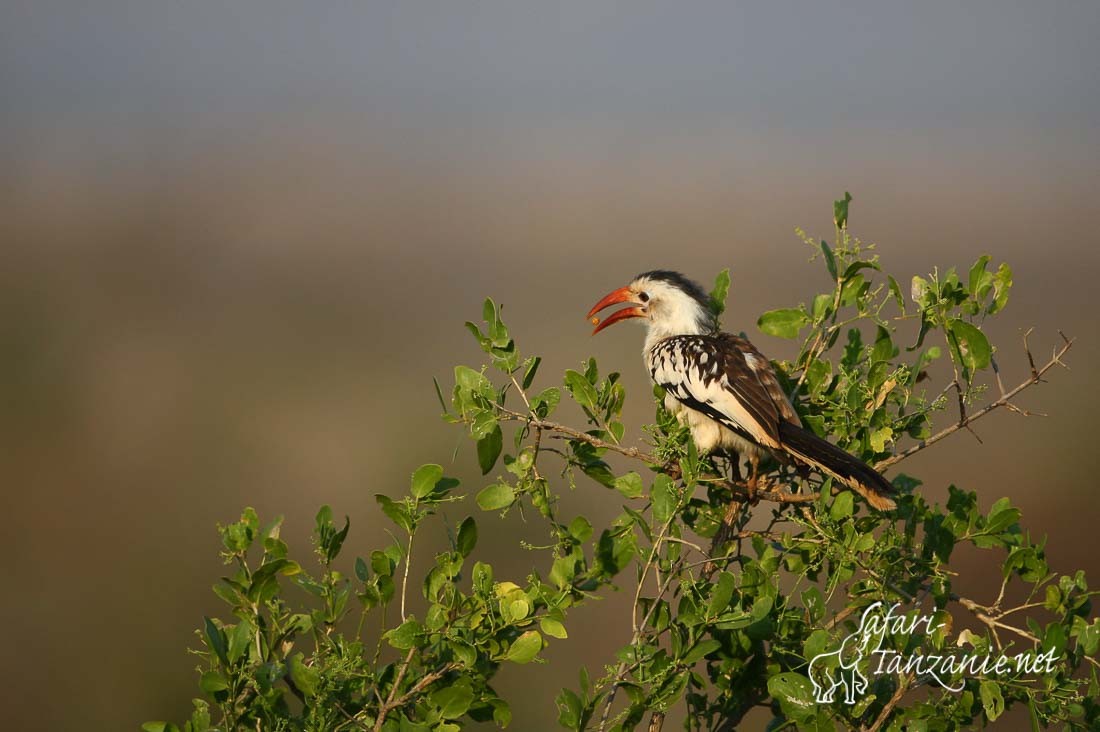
left=586, top=286, right=644, bottom=335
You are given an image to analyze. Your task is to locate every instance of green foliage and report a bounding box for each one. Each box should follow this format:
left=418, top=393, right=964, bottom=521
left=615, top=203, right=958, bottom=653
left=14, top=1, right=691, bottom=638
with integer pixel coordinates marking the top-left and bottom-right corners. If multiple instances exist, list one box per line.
left=150, top=195, right=1092, bottom=731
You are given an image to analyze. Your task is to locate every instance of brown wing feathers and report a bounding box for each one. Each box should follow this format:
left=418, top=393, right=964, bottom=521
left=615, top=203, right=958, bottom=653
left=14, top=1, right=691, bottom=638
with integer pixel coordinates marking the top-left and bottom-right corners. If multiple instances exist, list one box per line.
left=664, top=333, right=897, bottom=510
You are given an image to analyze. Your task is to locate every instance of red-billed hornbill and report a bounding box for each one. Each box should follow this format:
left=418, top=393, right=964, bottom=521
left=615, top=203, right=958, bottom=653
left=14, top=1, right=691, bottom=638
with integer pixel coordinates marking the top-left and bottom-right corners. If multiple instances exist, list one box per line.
left=587, top=270, right=896, bottom=510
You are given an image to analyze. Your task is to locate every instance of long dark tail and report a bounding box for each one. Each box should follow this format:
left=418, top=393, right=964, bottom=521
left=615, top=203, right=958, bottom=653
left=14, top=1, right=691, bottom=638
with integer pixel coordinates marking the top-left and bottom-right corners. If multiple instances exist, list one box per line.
left=777, top=421, right=896, bottom=511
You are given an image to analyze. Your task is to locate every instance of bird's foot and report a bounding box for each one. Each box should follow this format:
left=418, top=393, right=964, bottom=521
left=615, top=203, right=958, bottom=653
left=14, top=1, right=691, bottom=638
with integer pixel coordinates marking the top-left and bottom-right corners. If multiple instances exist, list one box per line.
left=746, top=457, right=761, bottom=504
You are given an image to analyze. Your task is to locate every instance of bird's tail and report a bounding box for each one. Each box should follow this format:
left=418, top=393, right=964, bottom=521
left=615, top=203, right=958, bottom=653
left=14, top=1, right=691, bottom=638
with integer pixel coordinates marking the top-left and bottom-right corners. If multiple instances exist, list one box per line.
left=777, top=421, right=897, bottom=511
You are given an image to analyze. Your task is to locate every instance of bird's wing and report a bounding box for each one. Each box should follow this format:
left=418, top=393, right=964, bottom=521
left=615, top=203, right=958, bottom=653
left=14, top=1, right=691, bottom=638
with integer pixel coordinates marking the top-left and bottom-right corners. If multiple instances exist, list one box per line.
left=648, top=333, right=799, bottom=449
left=717, top=334, right=801, bottom=426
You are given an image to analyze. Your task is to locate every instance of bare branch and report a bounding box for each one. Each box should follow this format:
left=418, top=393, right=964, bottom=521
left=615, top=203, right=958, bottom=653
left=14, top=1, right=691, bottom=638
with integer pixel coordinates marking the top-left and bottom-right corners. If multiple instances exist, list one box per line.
left=876, top=333, right=1073, bottom=471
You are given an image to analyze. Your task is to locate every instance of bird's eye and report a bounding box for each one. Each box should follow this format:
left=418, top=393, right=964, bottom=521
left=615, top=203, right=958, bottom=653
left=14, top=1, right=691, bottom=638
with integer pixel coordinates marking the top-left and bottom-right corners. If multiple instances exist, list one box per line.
left=639, top=292, right=650, bottom=303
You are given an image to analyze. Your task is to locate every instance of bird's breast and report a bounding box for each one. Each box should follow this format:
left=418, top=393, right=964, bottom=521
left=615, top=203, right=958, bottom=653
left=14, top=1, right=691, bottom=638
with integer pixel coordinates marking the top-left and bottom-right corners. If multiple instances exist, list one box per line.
left=663, top=393, right=764, bottom=458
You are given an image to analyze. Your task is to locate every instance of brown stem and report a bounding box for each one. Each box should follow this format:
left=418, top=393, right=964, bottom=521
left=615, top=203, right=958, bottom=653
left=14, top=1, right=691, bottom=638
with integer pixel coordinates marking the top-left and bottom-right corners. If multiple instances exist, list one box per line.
left=491, top=407, right=817, bottom=507
left=864, top=673, right=912, bottom=732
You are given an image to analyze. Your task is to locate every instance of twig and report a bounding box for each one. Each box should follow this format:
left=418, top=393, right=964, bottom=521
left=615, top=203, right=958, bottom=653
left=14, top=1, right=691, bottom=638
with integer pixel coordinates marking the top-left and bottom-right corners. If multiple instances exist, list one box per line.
left=371, top=648, right=458, bottom=732
left=372, top=648, right=416, bottom=732
left=490, top=406, right=817, bottom=507
left=876, top=332, right=1073, bottom=470
left=400, top=531, right=413, bottom=623
left=495, top=406, right=657, bottom=462
left=598, top=560, right=683, bottom=731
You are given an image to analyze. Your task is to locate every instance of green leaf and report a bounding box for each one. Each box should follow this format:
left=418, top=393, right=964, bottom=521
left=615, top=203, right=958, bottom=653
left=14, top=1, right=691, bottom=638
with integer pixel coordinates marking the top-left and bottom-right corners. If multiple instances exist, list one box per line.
left=522, top=356, right=542, bottom=389
left=869, top=426, right=893, bottom=453
left=949, top=319, right=992, bottom=375
left=531, top=387, right=560, bottom=418
left=454, top=365, right=492, bottom=397
left=456, top=516, right=478, bottom=557
left=833, top=191, right=853, bottom=230
left=709, top=268, right=731, bottom=317
left=887, top=274, right=906, bottom=311
left=476, top=482, right=515, bottom=511
left=682, top=639, right=722, bottom=664
left=355, top=556, right=370, bottom=582
left=540, top=617, right=569, bottom=639
left=432, top=376, right=448, bottom=414
left=830, top=491, right=854, bottom=520
left=969, top=255, right=992, bottom=297
left=820, top=240, right=837, bottom=279
left=871, top=326, right=894, bottom=363
left=564, top=370, right=598, bottom=412
left=287, top=653, right=319, bottom=697
left=989, top=263, right=1013, bottom=314
left=469, top=410, right=498, bottom=439
left=612, top=472, right=644, bottom=499
left=411, top=463, right=444, bottom=498
left=430, top=681, right=475, bottom=719
left=768, top=672, right=816, bottom=723
left=568, top=516, right=593, bottom=542
left=651, top=474, right=676, bottom=524
left=505, top=630, right=543, bottom=664
left=843, top=260, right=880, bottom=279
left=757, top=308, right=809, bottom=339
left=199, top=671, right=229, bottom=694
left=477, top=425, right=503, bottom=474
left=142, top=724, right=180, bottom=732
left=708, top=572, right=736, bottom=617
left=203, top=617, right=228, bottom=665
left=980, top=680, right=1005, bottom=722
left=387, top=618, right=424, bottom=650
left=227, top=620, right=253, bottom=663
left=399, top=717, right=431, bottom=732
left=556, top=688, right=583, bottom=730
left=375, top=495, right=412, bottom=533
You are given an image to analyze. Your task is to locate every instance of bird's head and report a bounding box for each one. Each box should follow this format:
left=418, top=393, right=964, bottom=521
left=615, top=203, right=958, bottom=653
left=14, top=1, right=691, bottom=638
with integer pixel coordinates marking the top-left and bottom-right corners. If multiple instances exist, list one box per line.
left=587, top=270, right=717, bottom=340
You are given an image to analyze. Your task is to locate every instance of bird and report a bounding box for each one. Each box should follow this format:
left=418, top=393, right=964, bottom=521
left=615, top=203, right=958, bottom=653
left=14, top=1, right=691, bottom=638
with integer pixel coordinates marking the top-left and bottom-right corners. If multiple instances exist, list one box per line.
left=587, top=270, right=896, bottom=511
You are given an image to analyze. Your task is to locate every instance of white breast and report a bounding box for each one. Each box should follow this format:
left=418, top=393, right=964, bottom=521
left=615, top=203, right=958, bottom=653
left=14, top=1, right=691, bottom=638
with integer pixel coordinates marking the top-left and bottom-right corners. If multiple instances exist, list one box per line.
left=663, top=392, right=764, bottom=459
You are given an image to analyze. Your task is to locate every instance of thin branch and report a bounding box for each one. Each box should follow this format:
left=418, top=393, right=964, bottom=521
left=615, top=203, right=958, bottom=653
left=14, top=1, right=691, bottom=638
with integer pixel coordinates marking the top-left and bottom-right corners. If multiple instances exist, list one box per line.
left=369, top=649, right=458, bottom=732
left=864, top=673, right=912, bottom=732
left=495, top=406, right=657, bottom=462
left=490, top=405, right=817, bottom=507
left=400, top=531, right=413, bottom=623
left=876, top=332, right=1073, bottom=470
left=598, top=559, right=684, bottom=732
left=372, top=648, right=416, bottom=732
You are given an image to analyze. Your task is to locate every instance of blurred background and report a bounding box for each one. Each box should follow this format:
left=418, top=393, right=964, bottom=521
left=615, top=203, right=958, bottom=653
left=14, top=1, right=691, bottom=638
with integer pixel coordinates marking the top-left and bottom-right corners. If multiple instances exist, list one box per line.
left=2, top=2, right=1098, bottom=730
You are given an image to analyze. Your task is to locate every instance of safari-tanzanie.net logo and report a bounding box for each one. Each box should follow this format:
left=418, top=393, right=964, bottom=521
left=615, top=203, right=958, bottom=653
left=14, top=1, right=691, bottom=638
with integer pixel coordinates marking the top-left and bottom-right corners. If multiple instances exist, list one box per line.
left=807, top=601, right=1060, bottom=705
